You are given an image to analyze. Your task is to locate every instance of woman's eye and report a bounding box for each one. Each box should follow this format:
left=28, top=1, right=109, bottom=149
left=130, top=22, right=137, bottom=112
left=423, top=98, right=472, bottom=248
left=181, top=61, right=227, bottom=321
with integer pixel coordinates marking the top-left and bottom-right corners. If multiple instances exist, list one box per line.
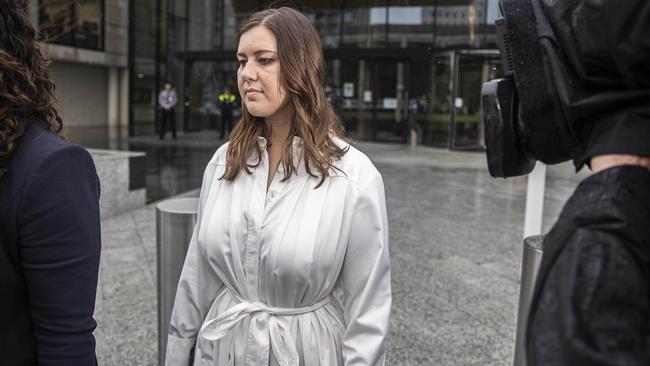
left=258, top=58, right=272, bottom=65
left=238, top=60, right=247, bottom=67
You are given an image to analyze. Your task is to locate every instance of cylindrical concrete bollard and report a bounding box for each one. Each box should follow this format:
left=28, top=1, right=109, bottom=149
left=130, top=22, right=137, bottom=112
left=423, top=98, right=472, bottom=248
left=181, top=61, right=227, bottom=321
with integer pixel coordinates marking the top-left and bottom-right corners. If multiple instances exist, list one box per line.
left=156, top=197, right=199, bottom=366
left=513, top=235, right=545, bottom=366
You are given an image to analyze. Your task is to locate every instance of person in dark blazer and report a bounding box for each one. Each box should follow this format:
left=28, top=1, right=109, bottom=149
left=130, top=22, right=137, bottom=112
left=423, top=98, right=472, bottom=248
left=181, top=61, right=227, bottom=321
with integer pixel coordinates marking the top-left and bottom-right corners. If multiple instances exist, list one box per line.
left=0, top=1, right=101, bottom=365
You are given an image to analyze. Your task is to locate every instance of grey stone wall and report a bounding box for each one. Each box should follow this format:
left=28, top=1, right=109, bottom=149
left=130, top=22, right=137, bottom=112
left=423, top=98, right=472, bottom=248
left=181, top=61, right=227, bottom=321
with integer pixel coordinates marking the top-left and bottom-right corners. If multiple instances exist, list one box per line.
left=50, top=62, right=108, bottom=128
left=89, top=149, right=147, bottom=219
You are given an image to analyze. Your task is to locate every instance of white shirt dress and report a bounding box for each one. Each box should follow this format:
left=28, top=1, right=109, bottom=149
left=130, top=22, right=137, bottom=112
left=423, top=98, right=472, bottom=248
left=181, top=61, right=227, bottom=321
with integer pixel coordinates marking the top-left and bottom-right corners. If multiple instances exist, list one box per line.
left=165, top=136, right=391, bottom=366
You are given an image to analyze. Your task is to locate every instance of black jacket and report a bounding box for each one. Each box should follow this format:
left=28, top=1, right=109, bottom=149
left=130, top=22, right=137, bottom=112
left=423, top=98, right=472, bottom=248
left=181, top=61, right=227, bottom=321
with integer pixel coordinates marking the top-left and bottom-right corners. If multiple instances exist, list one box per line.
left=527, top=166, right=650, bottom=365
left=0, top=121, right=101, bottom=365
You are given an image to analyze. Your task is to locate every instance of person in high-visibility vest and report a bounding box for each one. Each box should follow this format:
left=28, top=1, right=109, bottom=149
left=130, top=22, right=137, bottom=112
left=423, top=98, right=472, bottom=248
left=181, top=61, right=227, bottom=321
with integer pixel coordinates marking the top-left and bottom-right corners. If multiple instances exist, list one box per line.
left=218, top=85, right=237, bottom=139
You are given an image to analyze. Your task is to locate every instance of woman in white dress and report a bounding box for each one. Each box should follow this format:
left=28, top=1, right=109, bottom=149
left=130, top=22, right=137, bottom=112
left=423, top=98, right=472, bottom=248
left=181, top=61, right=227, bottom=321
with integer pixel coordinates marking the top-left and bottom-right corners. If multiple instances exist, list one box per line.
left=165, top=7, right=391, bottom=366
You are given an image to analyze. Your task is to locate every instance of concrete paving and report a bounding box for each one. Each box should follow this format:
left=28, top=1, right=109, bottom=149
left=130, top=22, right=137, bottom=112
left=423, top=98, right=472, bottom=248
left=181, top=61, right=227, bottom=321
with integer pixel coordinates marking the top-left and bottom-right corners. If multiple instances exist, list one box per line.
left=93, top=134, right=588, bottom=365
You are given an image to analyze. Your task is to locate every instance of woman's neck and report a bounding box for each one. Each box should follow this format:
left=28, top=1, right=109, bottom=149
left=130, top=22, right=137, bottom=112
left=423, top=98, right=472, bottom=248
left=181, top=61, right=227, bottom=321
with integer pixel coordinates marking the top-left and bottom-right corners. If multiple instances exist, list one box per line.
left=265, top=106, right=293, bottom=147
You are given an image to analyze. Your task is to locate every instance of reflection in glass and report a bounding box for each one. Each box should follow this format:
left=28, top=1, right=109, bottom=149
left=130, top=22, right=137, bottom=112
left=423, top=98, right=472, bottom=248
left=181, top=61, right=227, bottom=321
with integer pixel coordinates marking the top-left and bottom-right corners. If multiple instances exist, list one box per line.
left=422, top=54, right=451, bottom=148
left=452, top=53, right=502, bottom=150
left=38, top=0, right=104, bottom=50
left=132, top=0, right=157, bottom=135
left=385, top=6, right=435, bottom=48
left=303, top=4, right=342, bottom=48
left=339, top=58, right=363, bottom=137
left=186, top=61, right=238, bottom=132
left=434, top=0, right=496, bottom=48
left=186, top=0, right=220, bottom=51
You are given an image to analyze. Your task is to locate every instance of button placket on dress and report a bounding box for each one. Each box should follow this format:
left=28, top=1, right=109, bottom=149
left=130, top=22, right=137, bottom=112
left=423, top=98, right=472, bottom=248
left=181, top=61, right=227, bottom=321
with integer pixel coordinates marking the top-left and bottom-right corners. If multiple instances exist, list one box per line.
left=238, top=142, right=301, bottom=365
left=242, top=143, right=268, bottom=301
left=242, top=139, right=286, bottom=301
left=266, top=165, right=283, bottom=206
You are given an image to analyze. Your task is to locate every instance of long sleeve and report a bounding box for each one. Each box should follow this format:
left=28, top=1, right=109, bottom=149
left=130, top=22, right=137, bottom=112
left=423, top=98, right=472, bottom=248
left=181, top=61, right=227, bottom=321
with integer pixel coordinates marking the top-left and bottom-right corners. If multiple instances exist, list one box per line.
left=18, top=144, right=101, bottom=365
left=528, top=229, right=650, bottom=365
left=159, top=91, right=168, bottom=109
left=342, top=171, right=392, bottom=366
left=527, top=167, right=650, bottom=365
left=166, top=162, right=225, bottom=365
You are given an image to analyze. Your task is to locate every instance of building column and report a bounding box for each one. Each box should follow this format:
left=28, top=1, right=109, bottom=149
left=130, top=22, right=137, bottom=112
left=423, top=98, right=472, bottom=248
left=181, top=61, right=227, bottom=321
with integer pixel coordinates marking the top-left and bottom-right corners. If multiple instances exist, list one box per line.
left=108, top=66, right=120, bottom=128
left=120, top=67, right=129, bottom=129
left=108, top=66, right=129, bottom=149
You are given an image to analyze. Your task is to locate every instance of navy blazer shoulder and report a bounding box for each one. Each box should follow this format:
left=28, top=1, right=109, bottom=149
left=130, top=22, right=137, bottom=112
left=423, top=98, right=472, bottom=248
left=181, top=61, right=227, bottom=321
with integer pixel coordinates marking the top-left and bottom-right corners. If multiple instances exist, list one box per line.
left=0, top=121, right=101, bottom=366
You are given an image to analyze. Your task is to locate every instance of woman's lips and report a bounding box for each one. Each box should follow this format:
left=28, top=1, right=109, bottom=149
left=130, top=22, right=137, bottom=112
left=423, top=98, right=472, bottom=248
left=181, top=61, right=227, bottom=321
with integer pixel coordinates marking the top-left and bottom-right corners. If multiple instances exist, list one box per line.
left=245, top=88, right=262, bottom=97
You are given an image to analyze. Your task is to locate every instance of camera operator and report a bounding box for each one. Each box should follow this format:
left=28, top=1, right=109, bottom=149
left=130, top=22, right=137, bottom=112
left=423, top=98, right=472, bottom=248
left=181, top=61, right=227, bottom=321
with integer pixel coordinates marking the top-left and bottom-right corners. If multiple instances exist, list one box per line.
left=524, top=2, right=650, bottom=364
left=482, top=0, right=649, bottom=364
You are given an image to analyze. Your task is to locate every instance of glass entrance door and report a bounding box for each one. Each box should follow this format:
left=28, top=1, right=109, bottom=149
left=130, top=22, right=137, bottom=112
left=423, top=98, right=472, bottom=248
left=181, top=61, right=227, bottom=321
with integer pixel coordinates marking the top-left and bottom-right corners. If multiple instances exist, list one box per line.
left=373, top=59, right=408, bottom=142
left=336, top=57, right=409, bottom=142
left=450, top=52, right=502, bottom=150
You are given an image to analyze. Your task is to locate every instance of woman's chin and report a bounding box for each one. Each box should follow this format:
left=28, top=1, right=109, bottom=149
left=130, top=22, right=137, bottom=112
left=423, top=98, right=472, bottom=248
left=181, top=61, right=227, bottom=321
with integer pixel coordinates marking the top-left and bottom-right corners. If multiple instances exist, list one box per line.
left=248, top=111, right=268, bottom=118
left=246, top=107, right=271, bottom=118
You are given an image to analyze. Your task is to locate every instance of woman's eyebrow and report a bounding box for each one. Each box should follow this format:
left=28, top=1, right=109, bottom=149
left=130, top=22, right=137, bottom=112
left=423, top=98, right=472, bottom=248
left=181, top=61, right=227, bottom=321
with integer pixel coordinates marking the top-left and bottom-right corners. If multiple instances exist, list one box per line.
left=236, top=50, right=278, bottom=58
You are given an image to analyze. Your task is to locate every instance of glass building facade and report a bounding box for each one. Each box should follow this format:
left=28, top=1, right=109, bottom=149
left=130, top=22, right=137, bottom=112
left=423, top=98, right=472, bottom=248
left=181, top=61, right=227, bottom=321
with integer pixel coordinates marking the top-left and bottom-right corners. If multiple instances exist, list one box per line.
left=130, top=0, right=503, bottom=149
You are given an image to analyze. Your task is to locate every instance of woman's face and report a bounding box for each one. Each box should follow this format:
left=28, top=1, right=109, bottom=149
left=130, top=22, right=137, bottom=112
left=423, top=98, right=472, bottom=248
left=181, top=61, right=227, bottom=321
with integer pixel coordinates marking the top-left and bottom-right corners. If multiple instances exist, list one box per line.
left=237, top=26, right=289, bottom=120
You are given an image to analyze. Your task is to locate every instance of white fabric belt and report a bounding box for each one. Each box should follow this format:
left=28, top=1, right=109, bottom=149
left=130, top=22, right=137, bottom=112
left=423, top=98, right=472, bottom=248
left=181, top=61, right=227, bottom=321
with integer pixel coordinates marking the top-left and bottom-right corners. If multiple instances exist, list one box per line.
left=199, top=289, right=333, bottom=366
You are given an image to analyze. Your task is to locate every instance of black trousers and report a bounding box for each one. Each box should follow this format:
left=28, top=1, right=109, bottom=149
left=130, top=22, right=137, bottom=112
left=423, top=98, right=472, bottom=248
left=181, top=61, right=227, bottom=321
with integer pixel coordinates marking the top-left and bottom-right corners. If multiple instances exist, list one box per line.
left=220, top=111, right=233, bottom=139
left=159, top=108, right=176, bottom=139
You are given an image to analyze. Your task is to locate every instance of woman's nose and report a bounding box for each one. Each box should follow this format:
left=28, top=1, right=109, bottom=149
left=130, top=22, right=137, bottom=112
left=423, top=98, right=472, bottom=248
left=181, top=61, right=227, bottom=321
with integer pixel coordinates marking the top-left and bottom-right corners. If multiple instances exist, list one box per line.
left=239, top=62, right=257, bottom=81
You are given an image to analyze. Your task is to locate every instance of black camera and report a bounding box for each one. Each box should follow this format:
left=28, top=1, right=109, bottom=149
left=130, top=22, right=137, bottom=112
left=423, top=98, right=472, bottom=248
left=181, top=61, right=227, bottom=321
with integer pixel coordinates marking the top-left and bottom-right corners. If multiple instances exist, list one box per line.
left=482, top=0, right=650, bottom=179
left=482, top=0, right=583, bottom=178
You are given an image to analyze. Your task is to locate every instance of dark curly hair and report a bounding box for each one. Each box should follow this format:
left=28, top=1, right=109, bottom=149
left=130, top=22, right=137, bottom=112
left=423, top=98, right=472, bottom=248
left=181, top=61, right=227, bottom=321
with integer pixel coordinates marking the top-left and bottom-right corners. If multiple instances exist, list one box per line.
left=0, top=0, right=64, bottom=160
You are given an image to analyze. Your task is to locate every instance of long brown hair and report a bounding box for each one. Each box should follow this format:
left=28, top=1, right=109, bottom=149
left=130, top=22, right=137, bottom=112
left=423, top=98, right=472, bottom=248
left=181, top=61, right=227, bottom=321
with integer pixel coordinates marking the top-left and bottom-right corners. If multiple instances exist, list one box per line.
left=223, top=7, right=348, bottom=187
left=0, top=0, right=64, bottom=160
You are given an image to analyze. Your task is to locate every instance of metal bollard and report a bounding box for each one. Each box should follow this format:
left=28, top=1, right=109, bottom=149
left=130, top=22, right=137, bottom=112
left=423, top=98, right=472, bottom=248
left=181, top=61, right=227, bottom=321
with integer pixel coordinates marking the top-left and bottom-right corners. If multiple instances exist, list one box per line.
left=409, top=129, right=418, bottom=148
left=156, top=197, right=199, bottom=366
left=513, top=235, right=545, bottom=366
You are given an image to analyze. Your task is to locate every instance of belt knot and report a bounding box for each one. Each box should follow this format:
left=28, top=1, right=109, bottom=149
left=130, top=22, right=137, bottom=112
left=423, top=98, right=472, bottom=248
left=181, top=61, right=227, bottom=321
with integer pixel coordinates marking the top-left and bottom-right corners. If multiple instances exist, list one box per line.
left=199, top=289, right=332, bottom=366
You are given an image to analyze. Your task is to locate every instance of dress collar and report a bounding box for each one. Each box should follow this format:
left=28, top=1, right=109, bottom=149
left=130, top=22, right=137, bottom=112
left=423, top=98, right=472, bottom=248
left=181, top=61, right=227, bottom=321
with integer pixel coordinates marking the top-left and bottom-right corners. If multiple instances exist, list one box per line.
left=254, top=135, right=305, bottom=176
left=256, top=135, right=303, bottom=151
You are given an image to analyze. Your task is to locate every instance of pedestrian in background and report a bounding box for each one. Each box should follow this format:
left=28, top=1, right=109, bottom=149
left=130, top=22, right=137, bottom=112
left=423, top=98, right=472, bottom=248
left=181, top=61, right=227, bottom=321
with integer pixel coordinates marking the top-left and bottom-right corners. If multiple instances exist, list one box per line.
left=159, top=81, right=178, bottom=140
left=0, top=1, right=101, bottom=364
left=218, top=85, right=237, bottom=139
left=166, top=7, right=391, bottom=366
